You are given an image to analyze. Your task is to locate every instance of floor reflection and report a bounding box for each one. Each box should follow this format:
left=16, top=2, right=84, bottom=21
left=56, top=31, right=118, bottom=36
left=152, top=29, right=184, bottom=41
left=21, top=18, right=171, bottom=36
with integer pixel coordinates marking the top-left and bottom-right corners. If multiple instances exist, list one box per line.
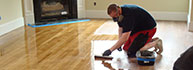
left=102, top=61, right=116, bottom=70
left=24, top=23, right=94, bottom=70
left=0, top=20, right=98, bottom=70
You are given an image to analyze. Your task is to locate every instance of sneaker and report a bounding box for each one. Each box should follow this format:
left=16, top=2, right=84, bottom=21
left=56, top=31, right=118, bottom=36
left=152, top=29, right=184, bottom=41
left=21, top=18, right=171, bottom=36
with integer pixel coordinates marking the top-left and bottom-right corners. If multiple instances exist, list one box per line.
left=151, top=37, right=159, bottom=42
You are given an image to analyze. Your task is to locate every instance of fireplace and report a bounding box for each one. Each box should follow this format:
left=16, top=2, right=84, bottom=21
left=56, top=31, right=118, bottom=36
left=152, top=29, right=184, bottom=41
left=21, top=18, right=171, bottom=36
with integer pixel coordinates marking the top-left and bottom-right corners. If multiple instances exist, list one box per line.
left=33, top=0, right=77, bottom=23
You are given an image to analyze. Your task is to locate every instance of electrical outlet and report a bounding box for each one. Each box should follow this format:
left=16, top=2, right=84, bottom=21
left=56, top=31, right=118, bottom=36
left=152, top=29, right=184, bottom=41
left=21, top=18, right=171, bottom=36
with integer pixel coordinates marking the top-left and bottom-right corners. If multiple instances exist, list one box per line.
left=94, top=2, right=96, bottom=6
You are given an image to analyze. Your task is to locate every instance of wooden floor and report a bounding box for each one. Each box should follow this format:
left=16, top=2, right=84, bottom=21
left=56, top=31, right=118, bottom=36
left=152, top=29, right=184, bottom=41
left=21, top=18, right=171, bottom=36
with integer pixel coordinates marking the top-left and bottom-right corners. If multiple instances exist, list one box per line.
left=0, top=19, right=193, bottom=70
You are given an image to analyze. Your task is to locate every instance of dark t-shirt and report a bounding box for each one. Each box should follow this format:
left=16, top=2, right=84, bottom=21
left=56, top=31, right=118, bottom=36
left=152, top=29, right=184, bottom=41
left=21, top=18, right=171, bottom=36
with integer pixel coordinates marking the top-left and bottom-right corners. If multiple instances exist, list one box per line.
left=173, top=46, right=193, bottom=70
left=114, top=5, right=156, bottom=35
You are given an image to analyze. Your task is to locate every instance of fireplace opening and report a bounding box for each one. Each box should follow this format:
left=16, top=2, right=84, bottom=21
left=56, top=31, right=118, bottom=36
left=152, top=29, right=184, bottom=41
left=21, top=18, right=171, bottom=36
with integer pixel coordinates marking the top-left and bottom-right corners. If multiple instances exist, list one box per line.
left=33, top=0, right=77, bottom=24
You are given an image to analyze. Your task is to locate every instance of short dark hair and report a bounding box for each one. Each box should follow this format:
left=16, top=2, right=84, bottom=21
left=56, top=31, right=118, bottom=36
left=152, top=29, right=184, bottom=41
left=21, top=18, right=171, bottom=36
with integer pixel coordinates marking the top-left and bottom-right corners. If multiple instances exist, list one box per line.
left=107, top=4, right=119, bottom=15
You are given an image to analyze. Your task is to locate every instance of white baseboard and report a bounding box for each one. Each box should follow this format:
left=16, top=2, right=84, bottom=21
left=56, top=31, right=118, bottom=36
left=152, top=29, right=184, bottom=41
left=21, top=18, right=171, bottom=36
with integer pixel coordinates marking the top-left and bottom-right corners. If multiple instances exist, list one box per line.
left=0, top=17, right=24, bottom=36
left=150, top=11, right=187, bottom=21
left=86, top=10, right=188, bottom=21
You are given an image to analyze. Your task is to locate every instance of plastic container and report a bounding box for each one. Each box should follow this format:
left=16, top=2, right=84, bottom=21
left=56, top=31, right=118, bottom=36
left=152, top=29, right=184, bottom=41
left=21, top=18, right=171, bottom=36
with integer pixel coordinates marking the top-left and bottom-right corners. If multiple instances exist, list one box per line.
left=136, top=50, right=156, bottom=66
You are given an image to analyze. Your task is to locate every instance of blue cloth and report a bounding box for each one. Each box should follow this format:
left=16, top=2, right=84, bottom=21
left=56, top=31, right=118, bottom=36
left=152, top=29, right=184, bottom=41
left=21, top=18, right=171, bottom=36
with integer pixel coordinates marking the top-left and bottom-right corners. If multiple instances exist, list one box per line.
left=28, top=19, right=90, bottom=28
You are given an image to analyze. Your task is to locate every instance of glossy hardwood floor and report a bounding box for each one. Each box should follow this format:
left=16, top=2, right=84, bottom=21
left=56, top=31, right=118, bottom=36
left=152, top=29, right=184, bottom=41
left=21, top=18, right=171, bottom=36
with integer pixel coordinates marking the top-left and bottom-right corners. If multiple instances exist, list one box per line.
left=0, top=19, right=193, bottom=70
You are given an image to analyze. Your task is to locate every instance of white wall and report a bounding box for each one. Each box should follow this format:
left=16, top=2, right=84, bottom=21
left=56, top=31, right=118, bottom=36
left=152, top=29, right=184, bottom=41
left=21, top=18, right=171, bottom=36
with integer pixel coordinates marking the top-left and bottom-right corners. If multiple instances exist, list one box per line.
left=85, top=0, right=189, bottom=21
left=0, top=0, right=24, bottom=36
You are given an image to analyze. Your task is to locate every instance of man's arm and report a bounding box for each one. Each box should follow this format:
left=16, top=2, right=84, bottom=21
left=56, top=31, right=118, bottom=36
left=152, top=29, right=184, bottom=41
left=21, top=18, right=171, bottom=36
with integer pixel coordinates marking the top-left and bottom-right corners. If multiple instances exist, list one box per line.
left=117, top=27, right=123, bottom=51
left=110, top=31, right=131, bottom=51
left=119, top=27, right=123, bottom=38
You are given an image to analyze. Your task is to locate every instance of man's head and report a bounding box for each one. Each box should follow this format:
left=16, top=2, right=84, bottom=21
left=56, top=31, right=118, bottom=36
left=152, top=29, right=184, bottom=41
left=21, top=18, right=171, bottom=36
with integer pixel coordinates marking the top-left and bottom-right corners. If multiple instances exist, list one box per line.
left=107, top=4, right=120, bottom=18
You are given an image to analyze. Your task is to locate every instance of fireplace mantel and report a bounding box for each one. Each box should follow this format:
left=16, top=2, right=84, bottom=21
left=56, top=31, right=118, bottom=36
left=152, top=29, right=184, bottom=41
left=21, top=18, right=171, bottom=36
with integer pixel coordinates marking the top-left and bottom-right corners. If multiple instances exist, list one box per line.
left=23, top=0, right=85, bottom=25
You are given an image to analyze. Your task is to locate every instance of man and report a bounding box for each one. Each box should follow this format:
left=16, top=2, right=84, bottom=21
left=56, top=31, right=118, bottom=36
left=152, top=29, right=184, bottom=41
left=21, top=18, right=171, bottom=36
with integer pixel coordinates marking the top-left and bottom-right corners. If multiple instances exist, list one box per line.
left=173, top=46, right=193, bottom=70
left=102, top=4, right=163, bottom=57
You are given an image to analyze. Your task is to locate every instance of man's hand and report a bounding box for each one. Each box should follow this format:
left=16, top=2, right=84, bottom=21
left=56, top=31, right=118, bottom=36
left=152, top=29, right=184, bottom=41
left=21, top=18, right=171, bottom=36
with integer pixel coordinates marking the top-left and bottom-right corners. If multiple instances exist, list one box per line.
left=102, top=49, right=112, bottom=56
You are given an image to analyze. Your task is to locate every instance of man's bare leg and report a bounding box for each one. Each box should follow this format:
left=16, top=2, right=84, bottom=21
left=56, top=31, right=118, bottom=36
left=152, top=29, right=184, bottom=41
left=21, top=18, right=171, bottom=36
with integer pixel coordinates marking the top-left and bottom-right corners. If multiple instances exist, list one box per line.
left=140, top=37, right=163, bottom=54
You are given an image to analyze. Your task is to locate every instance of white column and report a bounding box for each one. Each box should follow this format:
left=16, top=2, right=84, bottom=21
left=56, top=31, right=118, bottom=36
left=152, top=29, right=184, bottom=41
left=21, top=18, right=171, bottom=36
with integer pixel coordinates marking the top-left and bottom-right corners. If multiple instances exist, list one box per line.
left=78, top=0, right=86, bottom=18
left=188, top=0, right=193, bottom=31
left=23, top=0, right=35, bottom=25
